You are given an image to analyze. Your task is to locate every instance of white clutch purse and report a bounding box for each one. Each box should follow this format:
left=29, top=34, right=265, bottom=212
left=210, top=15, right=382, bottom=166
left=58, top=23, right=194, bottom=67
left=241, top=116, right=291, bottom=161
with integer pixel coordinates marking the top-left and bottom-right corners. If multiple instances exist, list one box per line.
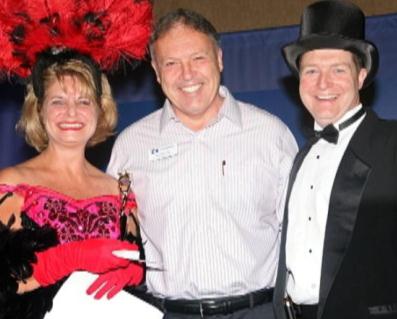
left=45, top=271, right=163, bottom=319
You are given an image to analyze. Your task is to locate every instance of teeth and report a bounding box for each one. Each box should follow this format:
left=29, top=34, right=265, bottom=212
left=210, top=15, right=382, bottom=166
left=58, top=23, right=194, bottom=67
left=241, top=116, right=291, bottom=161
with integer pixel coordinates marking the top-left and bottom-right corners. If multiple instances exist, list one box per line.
left=181, top=84, right=201, bottom=93
left=59, top=123, right=83, bottom=129
left=317, top=95, right=337, bottom=100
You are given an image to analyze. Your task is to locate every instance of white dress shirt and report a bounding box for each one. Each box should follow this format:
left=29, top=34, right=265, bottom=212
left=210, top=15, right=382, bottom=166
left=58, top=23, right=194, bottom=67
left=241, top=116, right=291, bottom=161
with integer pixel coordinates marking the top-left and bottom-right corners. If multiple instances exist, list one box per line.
left=108, top=86, right=297, bottom=299
left=286, top=105, right=365, bottom=304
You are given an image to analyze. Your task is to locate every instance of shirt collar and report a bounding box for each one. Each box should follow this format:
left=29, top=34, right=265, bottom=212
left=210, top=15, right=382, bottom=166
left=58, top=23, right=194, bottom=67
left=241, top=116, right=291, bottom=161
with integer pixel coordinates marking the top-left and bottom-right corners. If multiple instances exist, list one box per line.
left=158, top=85, right=243, bottom=133
left=159, top=99, right=177, bottom=133
left=217, top=86, right=243, bottom=129
left=314, top=104, right=363, bottom=131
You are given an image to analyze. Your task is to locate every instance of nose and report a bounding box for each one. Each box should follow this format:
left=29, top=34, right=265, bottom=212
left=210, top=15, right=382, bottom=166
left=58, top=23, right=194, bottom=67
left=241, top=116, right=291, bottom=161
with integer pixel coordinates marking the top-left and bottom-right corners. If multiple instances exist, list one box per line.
left=318, top=72, right=331, bottom=89
left=66, top=102, right=77, bottom=116
left=181, top=61, right=194, bottom=80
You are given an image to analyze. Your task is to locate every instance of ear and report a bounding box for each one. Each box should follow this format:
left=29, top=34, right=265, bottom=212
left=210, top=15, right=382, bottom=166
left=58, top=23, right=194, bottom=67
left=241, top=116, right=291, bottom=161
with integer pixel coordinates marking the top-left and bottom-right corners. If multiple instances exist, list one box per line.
left=151, top=59, right=161, bottom=83
left=217, top=48, right=223, bottom=72
left=357, top=68, right=368, bottom=89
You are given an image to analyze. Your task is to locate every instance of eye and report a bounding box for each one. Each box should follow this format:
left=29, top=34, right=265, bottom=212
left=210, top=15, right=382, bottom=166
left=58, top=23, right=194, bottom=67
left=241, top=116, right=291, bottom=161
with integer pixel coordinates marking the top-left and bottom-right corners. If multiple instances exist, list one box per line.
left=77, top=98, right=92, bottom=106
left=164, top=60, right=177, bottom=67
left=49, top=98, right=65, bottom=106
left=301, top=68, right=317, bottom=76
left=193, top=55, right=205, bottom=61
left=307, top=69, right=317, bottom=75
left=334, top=67, right=347, bottom=74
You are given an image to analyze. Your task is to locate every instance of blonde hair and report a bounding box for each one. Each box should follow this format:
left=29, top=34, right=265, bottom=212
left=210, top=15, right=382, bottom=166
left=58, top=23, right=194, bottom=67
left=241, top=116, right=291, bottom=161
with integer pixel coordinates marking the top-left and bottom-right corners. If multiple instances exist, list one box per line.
left=17, top=59, right=117, bottom=152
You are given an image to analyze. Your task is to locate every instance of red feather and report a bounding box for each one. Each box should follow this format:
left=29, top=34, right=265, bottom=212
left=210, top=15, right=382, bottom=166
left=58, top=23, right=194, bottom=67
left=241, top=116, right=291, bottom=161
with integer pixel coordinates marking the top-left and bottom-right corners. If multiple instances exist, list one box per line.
left=0, top=0, right=152, bottom=77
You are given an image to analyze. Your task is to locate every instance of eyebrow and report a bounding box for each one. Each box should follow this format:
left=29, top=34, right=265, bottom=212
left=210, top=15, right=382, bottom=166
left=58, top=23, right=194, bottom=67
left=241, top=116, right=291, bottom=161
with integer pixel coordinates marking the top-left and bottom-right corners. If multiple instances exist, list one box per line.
left=46, top=95, right=65, bottom=100
left=301, top=62, right=351, bottom=68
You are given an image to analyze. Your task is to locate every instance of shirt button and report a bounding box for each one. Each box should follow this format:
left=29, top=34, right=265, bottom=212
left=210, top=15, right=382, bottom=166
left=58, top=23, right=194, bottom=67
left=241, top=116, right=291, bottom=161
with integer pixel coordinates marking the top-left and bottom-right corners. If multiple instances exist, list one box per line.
left=316, top=155, right=320, bottom=159
left=308, top=216, right=312, bottom=221
left=310, top=185, right=314, bottom=189
left=309, top=249, right=312, bottom=253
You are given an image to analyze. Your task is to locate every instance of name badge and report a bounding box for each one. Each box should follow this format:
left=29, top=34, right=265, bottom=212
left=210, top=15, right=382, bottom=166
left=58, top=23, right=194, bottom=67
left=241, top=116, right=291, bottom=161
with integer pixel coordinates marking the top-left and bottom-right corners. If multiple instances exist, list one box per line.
left=149, top=144, right=178, bottom=161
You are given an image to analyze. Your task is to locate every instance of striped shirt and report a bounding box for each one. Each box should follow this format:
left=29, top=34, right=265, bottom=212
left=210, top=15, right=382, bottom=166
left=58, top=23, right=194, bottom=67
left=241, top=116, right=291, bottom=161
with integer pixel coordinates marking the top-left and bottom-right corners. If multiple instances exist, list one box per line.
left=107, top=86, right=297, bottom=299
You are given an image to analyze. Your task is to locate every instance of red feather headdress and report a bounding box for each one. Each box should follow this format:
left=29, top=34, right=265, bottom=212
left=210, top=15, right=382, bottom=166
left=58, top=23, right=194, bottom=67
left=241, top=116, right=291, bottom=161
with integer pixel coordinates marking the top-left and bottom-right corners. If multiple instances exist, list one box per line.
left=0, top=0, right=152, bottom=78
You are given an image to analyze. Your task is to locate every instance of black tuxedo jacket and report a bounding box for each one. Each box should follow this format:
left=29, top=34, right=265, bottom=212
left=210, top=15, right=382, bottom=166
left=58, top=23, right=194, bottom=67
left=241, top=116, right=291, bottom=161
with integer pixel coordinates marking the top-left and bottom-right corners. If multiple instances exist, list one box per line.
left=274, top=110, right=397, bottom=319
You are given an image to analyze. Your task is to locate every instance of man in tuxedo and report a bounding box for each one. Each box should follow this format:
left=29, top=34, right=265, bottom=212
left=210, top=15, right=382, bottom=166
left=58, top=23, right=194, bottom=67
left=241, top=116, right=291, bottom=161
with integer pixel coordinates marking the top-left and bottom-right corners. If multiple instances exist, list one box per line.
left=273, top=1, right=397, bottom=319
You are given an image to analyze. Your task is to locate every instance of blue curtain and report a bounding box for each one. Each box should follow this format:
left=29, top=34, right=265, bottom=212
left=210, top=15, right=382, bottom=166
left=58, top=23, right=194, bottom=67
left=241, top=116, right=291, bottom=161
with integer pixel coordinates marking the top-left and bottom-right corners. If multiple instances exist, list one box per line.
left=1, top=13, right=397, bottom=169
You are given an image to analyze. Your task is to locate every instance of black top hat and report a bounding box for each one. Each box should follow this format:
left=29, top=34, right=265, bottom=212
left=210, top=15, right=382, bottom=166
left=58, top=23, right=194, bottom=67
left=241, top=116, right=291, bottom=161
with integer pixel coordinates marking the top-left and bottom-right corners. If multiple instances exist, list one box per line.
left=283, top=0, right=378, bottom=87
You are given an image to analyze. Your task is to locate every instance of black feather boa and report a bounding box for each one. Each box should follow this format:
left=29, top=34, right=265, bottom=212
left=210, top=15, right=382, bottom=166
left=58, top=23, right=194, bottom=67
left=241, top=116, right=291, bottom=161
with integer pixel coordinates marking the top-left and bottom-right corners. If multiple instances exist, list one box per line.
left=0, top=214, right=60, bottom=319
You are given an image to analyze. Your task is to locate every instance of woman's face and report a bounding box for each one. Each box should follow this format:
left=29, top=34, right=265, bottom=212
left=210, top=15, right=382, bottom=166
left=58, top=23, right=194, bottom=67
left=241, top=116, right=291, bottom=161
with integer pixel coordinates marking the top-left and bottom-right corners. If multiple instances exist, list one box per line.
left=41, top=75, right=99, bottom=149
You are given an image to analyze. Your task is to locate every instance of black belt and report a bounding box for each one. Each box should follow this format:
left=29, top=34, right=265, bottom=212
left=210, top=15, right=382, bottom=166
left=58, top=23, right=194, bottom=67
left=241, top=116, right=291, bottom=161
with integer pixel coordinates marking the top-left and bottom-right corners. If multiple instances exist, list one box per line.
left=158, top=288, right=274, bottom=316
left=284, top=298, right=318, bottom=319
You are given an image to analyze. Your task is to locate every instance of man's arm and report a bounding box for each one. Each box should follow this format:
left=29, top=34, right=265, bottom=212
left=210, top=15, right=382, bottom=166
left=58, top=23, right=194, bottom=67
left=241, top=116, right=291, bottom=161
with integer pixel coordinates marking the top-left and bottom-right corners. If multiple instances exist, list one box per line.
left=276, top=126, right=298, bottom=223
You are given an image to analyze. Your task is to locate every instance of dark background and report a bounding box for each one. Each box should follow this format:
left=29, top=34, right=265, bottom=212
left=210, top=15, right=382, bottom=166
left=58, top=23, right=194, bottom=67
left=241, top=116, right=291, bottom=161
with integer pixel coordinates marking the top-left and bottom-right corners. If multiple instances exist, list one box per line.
left=1, top=2, right=397, bottom=169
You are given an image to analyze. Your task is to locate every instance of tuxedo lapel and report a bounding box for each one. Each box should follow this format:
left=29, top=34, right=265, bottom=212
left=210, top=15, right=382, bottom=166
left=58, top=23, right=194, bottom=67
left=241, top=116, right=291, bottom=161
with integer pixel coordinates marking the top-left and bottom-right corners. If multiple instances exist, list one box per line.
left=317, top=149, right=371, bottom=318
left=317, top=110, right=379, bottom=319
left=274, top=141, right=315, bottom=317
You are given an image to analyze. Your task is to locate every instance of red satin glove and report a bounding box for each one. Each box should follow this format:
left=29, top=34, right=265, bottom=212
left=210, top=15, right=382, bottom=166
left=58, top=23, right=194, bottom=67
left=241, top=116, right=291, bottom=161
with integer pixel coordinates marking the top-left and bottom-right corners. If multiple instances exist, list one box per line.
left=32, top=238, right=136, bottom=286
left=86, top=261, right=144, bottom=299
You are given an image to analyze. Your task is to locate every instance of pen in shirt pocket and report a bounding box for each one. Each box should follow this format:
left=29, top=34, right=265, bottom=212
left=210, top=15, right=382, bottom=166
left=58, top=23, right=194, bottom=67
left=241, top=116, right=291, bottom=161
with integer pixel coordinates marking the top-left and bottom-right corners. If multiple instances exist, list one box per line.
left=222, top=160, right=226, bottom=176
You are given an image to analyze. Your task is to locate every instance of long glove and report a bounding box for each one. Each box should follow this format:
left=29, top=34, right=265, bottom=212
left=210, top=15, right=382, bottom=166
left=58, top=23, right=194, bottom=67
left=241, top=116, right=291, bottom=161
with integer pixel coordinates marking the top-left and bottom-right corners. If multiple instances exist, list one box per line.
left=32, top=238, right=136, bottom=286
left=86, top=261, right=144, bottom=299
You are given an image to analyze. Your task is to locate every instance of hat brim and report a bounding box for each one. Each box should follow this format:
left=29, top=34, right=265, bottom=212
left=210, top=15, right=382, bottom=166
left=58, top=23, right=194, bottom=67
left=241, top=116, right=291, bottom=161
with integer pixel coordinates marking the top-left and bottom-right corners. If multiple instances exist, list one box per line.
left=283, top=34, right=379, bottom=88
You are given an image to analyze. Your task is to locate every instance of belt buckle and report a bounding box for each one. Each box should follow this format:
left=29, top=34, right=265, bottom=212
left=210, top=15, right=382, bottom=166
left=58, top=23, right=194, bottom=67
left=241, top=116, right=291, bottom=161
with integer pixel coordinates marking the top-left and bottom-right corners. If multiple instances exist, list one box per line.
left=200, top=299, right=222, bottom=317
left=199, top=298, right=233, bottom=317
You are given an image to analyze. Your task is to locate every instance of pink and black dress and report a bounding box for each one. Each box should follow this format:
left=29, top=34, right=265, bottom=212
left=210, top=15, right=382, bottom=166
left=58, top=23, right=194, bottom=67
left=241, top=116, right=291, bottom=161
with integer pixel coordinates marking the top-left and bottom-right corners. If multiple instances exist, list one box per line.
left=0, top=183, right=137, bottom=319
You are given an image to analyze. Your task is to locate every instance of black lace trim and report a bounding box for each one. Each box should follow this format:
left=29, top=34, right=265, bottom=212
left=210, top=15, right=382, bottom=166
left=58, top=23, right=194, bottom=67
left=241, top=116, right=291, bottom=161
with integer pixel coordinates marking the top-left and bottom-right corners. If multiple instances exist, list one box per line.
left=0, top=192, right=61, bottom=319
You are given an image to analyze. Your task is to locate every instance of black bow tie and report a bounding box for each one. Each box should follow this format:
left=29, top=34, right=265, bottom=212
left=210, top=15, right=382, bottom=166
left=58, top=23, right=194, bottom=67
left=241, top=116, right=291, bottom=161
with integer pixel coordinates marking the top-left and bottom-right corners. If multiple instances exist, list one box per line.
left=313, top=108, right=366, bottom=144
left=314, top=124, right=339, bottom=144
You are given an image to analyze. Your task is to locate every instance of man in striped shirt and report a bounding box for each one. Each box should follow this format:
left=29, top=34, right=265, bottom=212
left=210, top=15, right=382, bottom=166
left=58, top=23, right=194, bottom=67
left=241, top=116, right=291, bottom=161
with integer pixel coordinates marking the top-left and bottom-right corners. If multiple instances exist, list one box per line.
left=108, top=8, right=297, bottom=319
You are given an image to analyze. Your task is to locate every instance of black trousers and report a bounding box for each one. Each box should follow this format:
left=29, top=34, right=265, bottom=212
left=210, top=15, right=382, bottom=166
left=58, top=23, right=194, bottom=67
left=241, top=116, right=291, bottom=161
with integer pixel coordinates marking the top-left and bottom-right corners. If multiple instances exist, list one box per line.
left=297, top=305, right=317, bottom=319
left=286, top=303, right=317, bottom=319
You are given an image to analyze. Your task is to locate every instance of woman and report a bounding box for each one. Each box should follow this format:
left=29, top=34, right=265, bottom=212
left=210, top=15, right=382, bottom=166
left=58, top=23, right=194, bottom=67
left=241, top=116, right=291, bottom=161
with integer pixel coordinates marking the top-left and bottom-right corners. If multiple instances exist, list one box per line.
left=0, top=53, right=144, bottom=319
left=0, top=0, right=152, bottom=318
